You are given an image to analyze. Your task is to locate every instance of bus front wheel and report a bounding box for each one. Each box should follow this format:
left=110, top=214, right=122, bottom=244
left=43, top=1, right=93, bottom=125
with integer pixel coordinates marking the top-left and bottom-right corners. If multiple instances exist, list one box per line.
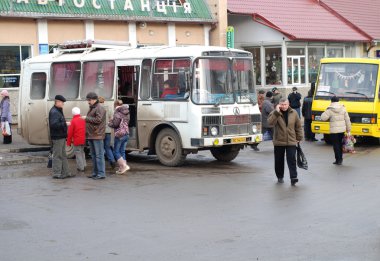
left=155, top=128, right=186, bottom=167
left=210, top=146, right=240, bottom=162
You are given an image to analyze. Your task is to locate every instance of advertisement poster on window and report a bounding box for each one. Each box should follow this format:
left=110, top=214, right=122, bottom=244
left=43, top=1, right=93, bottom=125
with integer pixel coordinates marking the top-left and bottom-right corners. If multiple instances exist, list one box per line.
left=39, top=44, right=49, bottom=55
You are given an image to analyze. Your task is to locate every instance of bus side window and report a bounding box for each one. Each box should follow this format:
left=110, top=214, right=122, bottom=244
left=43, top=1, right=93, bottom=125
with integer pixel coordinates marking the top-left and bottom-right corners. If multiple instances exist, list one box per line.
left=30, top=72, right=46, bottom=100
left=50, top=62, right=80, bottom=99
left=140, top=59, right=152, bottom=100
left=81, top=61, right=115, bottom=99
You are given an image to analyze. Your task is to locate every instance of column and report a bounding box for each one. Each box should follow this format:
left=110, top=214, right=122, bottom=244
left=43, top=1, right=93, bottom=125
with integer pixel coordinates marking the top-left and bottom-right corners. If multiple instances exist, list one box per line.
left=203, top=25, right=211, bottom=46
left=281, top=40, right=287, bottom=87
left=37, top=19, right=48, bottom=55
left=168, top=23, right=176, bottom=46
left=129, top=22, right=137, bottom=47
left=85, top=20, right=94, bottom=40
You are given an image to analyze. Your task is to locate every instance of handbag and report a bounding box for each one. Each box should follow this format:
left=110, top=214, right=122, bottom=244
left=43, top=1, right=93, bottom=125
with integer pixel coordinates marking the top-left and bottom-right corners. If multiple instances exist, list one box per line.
left=114, top=118, right=129, bottom=138
left=47, top=149, right=53, bottom=168
left=342, top=133, right=356, bottom=153
left=2, top=121, right=11, bottom=136
left=296, top=143, right=308, bottom=170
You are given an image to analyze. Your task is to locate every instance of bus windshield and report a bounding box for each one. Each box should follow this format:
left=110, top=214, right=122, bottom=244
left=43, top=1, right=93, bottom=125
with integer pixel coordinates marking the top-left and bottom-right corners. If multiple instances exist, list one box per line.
left=192, top=58, right=234, bottom=105
left=233, top=59, right=257, bottom=104
left=316, top=63, right=379, bottom=100
left=192, top=58, right=256, bottom=105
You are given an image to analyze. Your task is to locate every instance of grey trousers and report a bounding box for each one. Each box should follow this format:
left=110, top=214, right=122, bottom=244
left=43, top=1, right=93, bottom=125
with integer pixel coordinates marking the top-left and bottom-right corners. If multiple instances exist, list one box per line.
left=52, top=139, right=70, bottom=178
left=74, top=145, right=86, bottom=171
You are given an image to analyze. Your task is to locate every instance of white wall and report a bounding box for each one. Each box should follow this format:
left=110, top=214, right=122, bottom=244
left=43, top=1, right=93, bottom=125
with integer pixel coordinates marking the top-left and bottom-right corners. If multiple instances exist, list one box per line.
left=228, top=14, right=288, bottom=48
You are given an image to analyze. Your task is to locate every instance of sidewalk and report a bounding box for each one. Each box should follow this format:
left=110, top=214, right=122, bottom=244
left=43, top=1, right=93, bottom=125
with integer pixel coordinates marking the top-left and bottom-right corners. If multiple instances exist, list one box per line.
left=0, top=126, right=50, bottom=166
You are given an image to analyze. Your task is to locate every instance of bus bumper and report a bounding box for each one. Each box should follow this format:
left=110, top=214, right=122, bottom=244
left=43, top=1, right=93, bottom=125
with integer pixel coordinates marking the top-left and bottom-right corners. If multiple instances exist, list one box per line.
left=312, top=121, right=380, bottom=137
left=191, top=134, right=263, bottom=147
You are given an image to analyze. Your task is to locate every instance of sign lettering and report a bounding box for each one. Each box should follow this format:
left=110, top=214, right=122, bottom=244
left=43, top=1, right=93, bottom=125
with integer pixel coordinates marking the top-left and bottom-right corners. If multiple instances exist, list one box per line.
left=14, top=0, right=192, bottom=14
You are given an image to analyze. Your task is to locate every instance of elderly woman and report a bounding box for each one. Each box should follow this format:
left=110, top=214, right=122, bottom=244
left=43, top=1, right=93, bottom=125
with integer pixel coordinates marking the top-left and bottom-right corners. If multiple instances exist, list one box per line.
left=0, top=90, right=12, bottom=144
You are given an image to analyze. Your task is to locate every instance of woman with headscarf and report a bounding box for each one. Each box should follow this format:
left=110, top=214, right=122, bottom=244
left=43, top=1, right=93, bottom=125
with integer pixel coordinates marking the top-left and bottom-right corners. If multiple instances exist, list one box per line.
left=0, top=90, right=12, bottom=144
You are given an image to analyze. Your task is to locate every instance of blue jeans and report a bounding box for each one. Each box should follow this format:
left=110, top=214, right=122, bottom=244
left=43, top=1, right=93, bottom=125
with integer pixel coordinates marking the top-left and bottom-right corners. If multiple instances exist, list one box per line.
left=113, top=135, right=129, bottom=161
left=104, top=133, right=115, bottom=163
left=88, top=139, right=106, bottom=178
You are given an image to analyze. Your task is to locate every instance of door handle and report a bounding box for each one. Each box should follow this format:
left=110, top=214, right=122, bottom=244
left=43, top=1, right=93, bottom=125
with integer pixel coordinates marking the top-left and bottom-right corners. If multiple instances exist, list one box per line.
left=142, top=103, right=152, bottom=106
left=28, top=102, right=34, bottom=105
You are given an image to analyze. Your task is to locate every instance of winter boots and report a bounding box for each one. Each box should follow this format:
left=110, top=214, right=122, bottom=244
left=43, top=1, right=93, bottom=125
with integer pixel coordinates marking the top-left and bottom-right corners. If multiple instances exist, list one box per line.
left=116, top=158, right=130, bottom=175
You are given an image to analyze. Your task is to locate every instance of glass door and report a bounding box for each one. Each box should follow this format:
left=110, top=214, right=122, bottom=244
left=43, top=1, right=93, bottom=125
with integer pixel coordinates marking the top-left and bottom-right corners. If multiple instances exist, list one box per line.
left=287, top=56, right=305, bottom=85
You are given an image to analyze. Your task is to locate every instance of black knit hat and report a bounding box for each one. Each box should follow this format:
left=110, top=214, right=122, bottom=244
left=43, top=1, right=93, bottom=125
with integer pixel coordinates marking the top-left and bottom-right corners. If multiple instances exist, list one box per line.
left=86, top=92, right=98, bottom=100
left=54, top=94, right=66, bottom=102
left=266, top=91, right=273, bottom=98
left=331, top=96, right=339, bottom=102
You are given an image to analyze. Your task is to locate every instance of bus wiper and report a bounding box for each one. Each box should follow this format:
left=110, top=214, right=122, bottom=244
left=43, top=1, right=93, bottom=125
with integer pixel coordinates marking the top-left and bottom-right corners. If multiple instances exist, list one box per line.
left=317, top=90, right=335, bottom=95
left=344, top=91, right=369, bottom=99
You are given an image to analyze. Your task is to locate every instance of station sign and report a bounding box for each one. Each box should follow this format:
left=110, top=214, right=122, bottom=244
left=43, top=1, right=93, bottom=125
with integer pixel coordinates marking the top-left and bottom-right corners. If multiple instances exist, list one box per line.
left=226, top=26, right=234, bottom=49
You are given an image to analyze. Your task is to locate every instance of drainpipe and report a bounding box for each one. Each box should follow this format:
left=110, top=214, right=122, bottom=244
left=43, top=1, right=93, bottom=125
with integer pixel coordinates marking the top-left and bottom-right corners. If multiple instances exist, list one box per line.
left=203, top=25, right=212, bottom=46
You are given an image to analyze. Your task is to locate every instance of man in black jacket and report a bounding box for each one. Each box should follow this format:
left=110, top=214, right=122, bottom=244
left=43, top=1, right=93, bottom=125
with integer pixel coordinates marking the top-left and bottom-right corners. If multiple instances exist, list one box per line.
left=288, top=87, right=302, bottom=117
left=49, top=95, right=73, bottom=179
left=302, top=85, right=317, bottom=141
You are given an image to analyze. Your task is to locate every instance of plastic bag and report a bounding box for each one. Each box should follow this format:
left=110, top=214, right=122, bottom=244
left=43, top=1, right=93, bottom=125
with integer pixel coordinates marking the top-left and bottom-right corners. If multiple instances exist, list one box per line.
left=342, top=133, right=356, bottom=153
left=296, top=143, right=308, bottom=170
left=2, top=121, right=11, bottom=136
left=47, top=150, right=53, bottom=168
left=263, top=130, right=272, bottom=141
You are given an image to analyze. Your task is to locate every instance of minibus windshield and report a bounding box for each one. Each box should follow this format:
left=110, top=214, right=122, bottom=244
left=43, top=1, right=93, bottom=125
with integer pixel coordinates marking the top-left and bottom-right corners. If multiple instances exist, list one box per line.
left=192, top=58, right=234, bottom=105
left=315, top=63, right=379, bottom=101
left=232, top=59, right=257, bottom=104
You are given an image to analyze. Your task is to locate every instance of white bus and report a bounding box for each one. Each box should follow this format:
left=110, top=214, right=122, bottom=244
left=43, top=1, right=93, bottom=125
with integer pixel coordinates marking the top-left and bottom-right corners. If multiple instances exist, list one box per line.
left=19, top=42, right=262, bottom=166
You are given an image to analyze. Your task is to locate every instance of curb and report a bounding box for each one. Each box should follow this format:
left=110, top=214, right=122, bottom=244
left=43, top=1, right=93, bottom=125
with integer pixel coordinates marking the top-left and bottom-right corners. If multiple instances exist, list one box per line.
left=0, top=156, right=47, bottom=166
left=0, top=147, right=50, bottom=153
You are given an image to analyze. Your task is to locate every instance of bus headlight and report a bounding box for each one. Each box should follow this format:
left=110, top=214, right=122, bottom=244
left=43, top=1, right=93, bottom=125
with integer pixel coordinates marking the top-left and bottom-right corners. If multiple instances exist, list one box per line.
left=252, top=124, right=258, bottom=134
left=362, top=118, right=371, bottom=124
left=210, top=126, right=219, bottom=136
left=315, top=115, right=321, bottom=121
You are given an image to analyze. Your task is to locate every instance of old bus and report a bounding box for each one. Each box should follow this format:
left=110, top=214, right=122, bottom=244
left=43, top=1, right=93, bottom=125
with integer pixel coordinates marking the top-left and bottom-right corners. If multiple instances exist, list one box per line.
left=18, top=42, right=262, bottom=166
left=312, top=58, right=380, bottom=142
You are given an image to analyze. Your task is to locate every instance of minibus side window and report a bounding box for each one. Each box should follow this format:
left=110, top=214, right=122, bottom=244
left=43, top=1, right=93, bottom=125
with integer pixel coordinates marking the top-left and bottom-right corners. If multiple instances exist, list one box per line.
left=81, top=61, right=115, bottom=99
left=152, top=58, right=190, bottom=100
left=30, top=72, right=46, bottom=100
left=50, top=62, right=80, bottom=99
left=140, top=59, right=152, bottom=100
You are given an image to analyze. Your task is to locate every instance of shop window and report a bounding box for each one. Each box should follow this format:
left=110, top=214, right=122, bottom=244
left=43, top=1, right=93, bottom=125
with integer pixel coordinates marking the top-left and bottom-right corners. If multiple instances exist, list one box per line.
left=287, top=48, right=306, bottom=85
left=30, top=73, right=46, bottom=100
left=327, top=47, right=344, bottom=58
left=246, top=47, right=261, bottom=86
left=140, top=59, right=152, bottom=100
left=152, top=58, right=190, bottom=100
left=82, top=61, right=115, bottom=99
left=0, top=45, right=31, bottom=88
left=308, top=47, right=325, bottom=83
left=50, top=62, right=80, bottom=99
left=265, top=48, right=282, bottom=85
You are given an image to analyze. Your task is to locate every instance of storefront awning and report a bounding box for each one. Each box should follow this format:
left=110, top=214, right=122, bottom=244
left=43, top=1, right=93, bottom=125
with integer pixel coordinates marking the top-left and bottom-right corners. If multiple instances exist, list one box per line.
left=0, top=0, right=214, bottom=23
left=228, top=0, right=370, bottom=42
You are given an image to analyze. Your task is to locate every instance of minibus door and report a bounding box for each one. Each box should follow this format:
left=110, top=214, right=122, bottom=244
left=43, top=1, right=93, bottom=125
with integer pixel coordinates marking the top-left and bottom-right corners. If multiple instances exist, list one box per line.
left=26, top=70, right=50, bottom=145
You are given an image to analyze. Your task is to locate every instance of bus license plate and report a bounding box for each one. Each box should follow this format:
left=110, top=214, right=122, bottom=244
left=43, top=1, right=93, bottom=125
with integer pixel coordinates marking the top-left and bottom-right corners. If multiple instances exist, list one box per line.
left=232, top=137, right=246, bottom=143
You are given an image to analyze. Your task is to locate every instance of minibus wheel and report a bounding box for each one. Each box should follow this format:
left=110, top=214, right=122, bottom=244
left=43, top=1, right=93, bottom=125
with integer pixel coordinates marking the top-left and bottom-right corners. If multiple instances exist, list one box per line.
left=65, top=144, right=75, bottom=159
left=155, top=128, right=186, bottom=166
left=210, top=146, right=240, bottom=162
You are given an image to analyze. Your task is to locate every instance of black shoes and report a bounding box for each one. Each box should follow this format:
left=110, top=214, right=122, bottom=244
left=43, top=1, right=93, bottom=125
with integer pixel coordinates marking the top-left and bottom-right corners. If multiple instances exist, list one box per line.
left=333, top=161, right=343, bottom=165
left=311, top=138, right=318, bottom=142
left=53, top=173, right=75, bottom=179
left=277, top=178, right=284, bottom=184
left=291, top=178, right=299, bottom=186
left=92, top=176, right=105, bottom=180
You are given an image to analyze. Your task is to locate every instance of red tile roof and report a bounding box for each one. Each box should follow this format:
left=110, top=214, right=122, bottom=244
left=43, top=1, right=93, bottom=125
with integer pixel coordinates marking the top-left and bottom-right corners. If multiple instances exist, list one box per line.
left=227, top=0, right=369, bottom=42
left=320, top=0, right=380, bottom=40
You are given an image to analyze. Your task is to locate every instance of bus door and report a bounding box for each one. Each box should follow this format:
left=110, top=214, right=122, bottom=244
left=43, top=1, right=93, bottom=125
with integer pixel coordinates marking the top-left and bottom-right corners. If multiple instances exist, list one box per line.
left=117, top=63, right=140, bottom=149
left=25, top=68, right=50, bottom=145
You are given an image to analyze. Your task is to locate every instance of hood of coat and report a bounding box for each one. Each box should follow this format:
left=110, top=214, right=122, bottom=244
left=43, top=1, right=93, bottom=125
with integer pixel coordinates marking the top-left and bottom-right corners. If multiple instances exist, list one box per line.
left=327, top=102, right=345, bottom=113
left=115, top=105, right=130, bottom=115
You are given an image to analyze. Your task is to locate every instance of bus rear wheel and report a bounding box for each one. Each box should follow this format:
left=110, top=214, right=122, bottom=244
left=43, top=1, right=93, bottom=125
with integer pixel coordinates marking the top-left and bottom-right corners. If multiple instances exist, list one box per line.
left=210, top=146, right=240, bottom=162
left=155, top=128, right=186, bottom=167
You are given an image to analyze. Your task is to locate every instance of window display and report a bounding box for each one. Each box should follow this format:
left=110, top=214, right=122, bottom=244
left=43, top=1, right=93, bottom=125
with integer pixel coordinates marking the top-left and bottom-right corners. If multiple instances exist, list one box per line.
left=0, top=46, right=31, bottom=88
left=308, top=47, right=325, bottom=83
left=265, top=48, right=282, bottom=85
left=246, top=47, right=261, bottom=86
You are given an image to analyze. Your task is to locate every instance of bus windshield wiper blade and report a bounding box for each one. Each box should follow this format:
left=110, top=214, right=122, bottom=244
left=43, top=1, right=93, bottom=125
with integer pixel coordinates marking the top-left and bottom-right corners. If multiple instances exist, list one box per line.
left=317, top=90, right=335, bottom=95
left=344, top=91, right=369, bottom=99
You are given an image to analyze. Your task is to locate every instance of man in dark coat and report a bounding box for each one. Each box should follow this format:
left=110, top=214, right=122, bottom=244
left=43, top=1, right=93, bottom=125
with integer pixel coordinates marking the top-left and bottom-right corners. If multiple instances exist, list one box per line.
left=49, top=95, right=72, bottom=179
left=302, top=85, right=317, bottom=141
left=288, top=86, right=302, bottom=117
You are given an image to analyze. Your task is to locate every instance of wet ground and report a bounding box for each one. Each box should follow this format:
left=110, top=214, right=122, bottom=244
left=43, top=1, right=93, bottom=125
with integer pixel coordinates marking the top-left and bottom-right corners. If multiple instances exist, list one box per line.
left=1, top=138, right=380, bottom=261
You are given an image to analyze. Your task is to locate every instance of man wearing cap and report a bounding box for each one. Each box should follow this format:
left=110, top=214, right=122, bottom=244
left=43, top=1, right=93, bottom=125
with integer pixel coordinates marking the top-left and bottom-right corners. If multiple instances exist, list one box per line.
left=85, top=92, right=107, bottom=180
left=272, top=87, right=282, bottom=106
left=48, top=95, right=72, bottom=179
left=288, top=87, right=302, bottom=117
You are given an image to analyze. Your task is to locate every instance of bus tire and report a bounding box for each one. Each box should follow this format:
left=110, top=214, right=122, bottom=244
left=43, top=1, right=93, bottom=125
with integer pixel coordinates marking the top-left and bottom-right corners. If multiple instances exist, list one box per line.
left=210, top=146, right=240, bottom=162
left=155, top=128, right=186, bottom=167
left=323, top=134, right=332, bottom=145
left=66, top=144, right=75, bottom=159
